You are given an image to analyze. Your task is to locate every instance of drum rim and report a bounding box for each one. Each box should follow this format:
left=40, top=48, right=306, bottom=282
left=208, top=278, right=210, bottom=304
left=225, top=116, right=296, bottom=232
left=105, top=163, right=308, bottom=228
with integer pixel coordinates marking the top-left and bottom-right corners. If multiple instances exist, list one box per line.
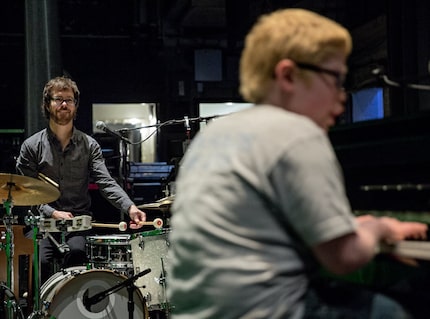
left=41, top=268, right=148, bottom=318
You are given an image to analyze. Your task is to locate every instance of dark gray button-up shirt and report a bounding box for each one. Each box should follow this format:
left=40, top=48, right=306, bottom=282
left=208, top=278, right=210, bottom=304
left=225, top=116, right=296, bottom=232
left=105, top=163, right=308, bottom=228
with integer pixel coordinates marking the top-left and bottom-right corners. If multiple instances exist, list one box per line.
left=16, top=127, right=134, bottom=217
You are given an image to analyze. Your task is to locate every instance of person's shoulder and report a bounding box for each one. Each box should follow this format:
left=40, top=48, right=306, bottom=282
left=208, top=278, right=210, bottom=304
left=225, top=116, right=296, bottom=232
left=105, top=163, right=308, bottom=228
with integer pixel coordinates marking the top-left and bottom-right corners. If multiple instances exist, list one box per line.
left=70, top=129, right=101, bottom=151
left=73, top=128, right=97, bottom=142
left=83, top=131, right=102, bottom=148
left=257, top=104, right=323, bottom=135
left=22, top=128, right=48, bottom=143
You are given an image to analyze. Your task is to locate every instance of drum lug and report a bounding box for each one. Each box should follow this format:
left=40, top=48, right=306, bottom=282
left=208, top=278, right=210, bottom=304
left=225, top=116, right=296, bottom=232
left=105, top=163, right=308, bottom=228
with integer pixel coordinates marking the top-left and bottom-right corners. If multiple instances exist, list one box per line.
left=42, top=300, right=51, bottom=312
left=144, top=291, right=152, bottom=303
left=157, top=276, right=166, bottom=285
left=138, top=237, right=145, bottom=250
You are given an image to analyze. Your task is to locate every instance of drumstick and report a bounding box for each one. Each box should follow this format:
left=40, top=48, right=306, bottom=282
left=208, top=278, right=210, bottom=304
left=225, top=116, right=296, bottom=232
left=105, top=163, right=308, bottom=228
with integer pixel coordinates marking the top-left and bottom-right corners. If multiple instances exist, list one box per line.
left=91, top=221, right=128, bottom=231
left=92, top=218, right=164, bottom=231
left=138, top=218, right=164, bottom=229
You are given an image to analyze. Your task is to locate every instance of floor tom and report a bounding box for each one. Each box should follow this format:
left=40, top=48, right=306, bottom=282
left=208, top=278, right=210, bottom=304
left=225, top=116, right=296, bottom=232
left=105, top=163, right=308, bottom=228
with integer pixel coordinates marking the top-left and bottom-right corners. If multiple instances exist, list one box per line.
left=131, top=228, right=171, bottom=311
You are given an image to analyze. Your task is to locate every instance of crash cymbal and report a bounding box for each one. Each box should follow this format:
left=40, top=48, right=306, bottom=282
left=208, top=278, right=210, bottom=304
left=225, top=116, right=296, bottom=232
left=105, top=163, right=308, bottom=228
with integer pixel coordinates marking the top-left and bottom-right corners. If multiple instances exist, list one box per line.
left=138, top=195, right=175, bottom=211
left=0, top=173, right=60, bottom=206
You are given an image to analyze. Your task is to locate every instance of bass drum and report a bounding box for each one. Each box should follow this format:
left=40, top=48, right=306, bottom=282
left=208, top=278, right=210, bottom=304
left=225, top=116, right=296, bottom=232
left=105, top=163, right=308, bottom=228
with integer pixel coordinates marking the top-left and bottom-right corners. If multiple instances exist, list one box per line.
left=40, top=267, right=148, bottom=319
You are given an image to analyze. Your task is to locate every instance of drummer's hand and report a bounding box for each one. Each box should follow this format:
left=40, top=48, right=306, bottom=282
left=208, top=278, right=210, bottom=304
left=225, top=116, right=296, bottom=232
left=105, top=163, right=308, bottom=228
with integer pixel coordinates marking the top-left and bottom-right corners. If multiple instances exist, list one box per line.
left=128, top=205, right=146, bottom=229
left=52, top=210, right=74, bottom=219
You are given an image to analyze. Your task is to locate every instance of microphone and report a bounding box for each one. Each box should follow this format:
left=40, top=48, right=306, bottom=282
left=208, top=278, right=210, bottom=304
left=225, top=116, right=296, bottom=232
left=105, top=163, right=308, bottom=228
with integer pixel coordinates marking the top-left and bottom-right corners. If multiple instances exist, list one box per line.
left=83, top=268, right=152, bottom=311
left=96, top=121, right=131, bottom=144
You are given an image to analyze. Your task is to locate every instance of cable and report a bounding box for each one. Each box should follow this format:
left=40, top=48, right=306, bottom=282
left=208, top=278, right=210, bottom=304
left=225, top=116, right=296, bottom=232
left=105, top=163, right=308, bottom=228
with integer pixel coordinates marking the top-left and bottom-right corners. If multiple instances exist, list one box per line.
left=114, top=114, right=224, bottom=145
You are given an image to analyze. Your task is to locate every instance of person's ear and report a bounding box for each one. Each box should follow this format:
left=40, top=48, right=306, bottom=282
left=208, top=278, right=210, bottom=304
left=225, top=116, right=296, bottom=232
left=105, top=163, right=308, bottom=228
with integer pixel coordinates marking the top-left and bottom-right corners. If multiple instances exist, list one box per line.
left=274, top=59, right=295, bottom=89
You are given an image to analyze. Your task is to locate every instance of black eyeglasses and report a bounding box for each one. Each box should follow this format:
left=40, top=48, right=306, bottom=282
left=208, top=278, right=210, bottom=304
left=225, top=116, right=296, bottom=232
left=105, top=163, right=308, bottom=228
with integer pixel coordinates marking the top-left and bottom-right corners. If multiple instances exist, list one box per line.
left=295, top=62, right=346, bottom=89
left=51, top=97, right=76, bottom=106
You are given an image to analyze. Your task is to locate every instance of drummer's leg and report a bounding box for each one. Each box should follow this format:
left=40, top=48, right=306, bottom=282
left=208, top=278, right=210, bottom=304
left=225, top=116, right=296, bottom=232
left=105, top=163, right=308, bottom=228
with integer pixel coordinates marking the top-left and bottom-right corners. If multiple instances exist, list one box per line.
left=63, top=233, right=87, bottom=268
left=25, top=228, right=56, bottom=284
left=38, top=236, right=56, bottom=284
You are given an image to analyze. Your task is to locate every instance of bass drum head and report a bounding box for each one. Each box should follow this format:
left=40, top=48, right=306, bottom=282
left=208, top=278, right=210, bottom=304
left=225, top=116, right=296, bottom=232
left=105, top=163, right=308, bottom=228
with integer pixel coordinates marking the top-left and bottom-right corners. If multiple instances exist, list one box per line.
left=41, top=268, right=147, bottom=319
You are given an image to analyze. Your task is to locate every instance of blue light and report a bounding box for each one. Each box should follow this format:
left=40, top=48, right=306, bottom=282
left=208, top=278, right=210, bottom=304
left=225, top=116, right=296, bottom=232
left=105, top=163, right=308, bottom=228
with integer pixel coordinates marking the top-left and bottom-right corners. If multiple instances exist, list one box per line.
left=351, top=87, right=384, bottom=122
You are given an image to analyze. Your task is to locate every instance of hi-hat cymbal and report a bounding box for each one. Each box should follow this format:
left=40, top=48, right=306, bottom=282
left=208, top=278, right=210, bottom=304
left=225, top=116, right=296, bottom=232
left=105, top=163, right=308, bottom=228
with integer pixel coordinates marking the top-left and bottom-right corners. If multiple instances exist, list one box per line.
left=0, top=173, right=60, bottom=206
left=138, top=195, right=175, bottom=211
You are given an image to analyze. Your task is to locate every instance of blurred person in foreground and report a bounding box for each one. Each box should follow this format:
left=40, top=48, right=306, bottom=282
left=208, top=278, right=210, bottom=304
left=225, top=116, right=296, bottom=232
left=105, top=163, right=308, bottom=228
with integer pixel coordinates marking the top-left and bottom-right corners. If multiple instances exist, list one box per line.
left=167, top=8, right=428, bottom=319
left=16, top=76, right=146, bottom=283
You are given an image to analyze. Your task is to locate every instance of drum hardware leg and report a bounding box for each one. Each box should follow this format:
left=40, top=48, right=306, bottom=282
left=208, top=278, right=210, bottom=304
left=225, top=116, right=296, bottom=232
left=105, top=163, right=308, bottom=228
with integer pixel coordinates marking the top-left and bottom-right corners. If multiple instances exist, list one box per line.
left=159, top=258, right=172, bottom=317
left=127, top=284, right=135, bottom=319
left=2, top=192, right=17, bottom=319
left=46, top=233, right=70, bottom=255
left=24, top=213, right=46, bottom=319
left=47, top=220, right=70, bottom=254
left=83, top=268, right=151, bottom=316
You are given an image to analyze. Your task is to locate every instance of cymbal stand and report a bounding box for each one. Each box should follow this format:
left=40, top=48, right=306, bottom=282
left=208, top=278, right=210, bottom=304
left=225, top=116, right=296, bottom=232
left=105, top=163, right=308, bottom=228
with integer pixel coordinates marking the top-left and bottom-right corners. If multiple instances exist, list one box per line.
left=119, top=137, right=130, bottom=222
left=159, top=257, right=171, bottom=317
left=25, top=214, right=44, bottom=319
left=2, top=183, right=16, bottom=319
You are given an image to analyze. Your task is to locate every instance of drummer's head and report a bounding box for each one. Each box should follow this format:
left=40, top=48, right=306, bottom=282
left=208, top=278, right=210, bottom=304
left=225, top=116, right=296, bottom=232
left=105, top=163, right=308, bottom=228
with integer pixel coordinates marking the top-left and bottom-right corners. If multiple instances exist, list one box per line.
left=41, top=76, right=80, bottom=120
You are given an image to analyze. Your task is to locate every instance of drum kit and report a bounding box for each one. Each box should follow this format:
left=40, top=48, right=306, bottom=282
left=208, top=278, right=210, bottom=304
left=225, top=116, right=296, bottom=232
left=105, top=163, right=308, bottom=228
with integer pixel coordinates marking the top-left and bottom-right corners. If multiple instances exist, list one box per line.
left=0, top=173, right=174, bottom=319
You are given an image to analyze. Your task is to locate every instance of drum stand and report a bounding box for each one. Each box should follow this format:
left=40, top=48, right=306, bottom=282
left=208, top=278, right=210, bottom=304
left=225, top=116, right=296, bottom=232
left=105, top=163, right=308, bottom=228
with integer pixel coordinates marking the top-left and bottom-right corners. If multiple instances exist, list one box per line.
left=83, top=268, right=151, bottom=319
left=0, top=173, right=60, bottom=319
left=25, top=216, right=68, bottom=319
left=25, top=214, right=44, bottom=319
left=1, top=193, right=26, bottom=319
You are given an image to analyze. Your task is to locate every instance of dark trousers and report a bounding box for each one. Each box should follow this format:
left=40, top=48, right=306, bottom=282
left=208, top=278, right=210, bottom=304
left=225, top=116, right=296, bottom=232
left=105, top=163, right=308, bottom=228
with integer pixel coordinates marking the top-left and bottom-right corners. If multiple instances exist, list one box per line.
left=27, top=230, right=90, bottom=284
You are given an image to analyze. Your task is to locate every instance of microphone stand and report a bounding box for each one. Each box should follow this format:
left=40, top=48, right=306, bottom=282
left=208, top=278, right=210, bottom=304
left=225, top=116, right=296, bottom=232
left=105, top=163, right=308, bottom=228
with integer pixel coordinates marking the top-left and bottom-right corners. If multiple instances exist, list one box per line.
left=372, top=68, right=430, bottom=91
left=83, top=268, right=151, bottom=318
left=96, top=122, right=132, bottom=220
left=119, top=137, right=129, bottom=221
left=119, top=115, right=223, bottom=133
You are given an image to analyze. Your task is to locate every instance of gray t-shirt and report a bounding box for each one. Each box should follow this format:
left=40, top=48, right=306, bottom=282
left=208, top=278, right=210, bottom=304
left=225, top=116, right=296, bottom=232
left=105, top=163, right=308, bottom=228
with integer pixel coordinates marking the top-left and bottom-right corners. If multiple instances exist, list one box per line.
left=168, top=105, right=356, bottom=318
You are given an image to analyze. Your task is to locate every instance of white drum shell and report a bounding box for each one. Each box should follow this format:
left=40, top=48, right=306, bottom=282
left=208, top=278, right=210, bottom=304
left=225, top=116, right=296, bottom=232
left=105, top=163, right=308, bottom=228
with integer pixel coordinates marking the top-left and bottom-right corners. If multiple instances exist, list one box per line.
left=41, top=267, right=147, bottom=318
left=131, top=229, right=171, bottom=311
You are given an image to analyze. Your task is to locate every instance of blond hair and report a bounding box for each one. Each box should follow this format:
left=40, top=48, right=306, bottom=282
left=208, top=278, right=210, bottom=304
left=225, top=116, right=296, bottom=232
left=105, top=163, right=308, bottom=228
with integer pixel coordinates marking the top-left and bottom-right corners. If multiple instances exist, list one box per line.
left=239, top=9, right=352, bottom=104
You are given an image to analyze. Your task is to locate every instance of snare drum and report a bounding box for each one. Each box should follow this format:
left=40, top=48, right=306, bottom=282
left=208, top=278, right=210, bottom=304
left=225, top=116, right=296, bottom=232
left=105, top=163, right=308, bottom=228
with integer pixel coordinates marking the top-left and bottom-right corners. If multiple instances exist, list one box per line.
left=41, top=267, right=148, bottom=318
left=131, top=228, right=172, bottom=311
left=86, top=234, right=133, bottom=274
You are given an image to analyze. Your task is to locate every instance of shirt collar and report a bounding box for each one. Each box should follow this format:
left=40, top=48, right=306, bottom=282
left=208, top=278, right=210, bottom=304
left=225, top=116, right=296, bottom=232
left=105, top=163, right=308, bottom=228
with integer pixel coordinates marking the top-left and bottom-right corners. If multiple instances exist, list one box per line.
left=46, top=126, right=78, bottom=145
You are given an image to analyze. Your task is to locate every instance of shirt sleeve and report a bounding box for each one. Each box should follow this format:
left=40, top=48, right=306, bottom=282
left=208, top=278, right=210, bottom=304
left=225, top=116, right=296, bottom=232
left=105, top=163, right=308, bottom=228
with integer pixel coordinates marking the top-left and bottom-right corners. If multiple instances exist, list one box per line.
left=88, top=138, right=135, bottom=215
left=16, top=138, right=56, bottom=217
left=271, top=133, right=356, bottom=247
left=16, top=140, right=38, bottom=178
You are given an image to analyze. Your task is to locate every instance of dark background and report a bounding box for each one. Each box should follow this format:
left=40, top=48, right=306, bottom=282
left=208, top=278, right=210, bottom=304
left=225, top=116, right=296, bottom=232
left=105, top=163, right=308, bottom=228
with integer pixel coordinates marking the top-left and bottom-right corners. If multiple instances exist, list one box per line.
left=2, top=0, right=430, bottom=213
